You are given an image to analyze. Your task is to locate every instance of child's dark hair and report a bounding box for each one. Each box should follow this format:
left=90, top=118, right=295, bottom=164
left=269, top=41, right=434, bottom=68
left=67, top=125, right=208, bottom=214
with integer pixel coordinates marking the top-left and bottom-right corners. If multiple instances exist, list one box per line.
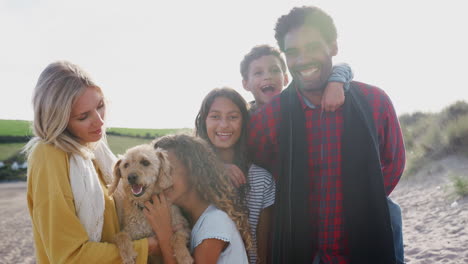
left=153, top=134, right=252, bottom=250
left=274, top=6, right=337, bottom=51
left=194, top=87, right=251, bottom=210
left=240, top=44, right=287, bottom=80
left=195, top=87, right=251, bottom=175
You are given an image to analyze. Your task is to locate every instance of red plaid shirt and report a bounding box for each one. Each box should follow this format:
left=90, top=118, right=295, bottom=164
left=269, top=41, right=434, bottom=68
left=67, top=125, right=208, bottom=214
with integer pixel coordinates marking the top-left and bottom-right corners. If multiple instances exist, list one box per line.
left=248, top=81, right=406, bottom=264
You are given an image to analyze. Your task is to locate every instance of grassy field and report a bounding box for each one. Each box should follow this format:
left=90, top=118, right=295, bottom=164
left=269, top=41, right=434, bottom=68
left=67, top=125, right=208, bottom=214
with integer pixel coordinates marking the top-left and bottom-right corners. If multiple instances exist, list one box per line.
left=107, top=135, right=153, bottom=155
left=0, top=120, right=33, bottom=136
left=0, top=136, right=157, bottom=160
left=0, top=119, right=191, bottom=161
left=107, top=127, right=192, bottom=138
left=0, top=119, right=190, bottom=138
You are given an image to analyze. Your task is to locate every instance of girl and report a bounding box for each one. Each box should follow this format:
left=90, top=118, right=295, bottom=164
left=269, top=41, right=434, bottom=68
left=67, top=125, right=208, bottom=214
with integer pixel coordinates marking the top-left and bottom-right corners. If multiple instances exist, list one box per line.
left=144, top=134, right=252, bottom=264
left=24, top=61, right=159, bottom=263
left=194, top=87, right=275, bottom=264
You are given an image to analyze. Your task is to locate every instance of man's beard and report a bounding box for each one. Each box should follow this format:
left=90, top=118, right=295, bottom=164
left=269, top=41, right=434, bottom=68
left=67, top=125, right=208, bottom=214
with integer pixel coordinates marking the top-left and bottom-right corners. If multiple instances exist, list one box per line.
left=291, top=70, right=327, bottom=93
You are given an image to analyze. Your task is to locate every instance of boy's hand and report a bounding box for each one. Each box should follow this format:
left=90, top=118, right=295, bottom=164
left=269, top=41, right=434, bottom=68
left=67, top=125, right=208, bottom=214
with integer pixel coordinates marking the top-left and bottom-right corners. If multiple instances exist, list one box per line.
left=225, top=163, right=246, bottom=188
left=321, top=81, right=345, bottom=112
left=143, top=194, right=173, bottom=244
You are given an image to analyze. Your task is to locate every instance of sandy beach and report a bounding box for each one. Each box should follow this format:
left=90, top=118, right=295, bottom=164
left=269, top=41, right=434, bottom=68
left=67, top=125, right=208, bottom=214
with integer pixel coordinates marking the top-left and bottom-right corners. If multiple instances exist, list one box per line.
left=390, top=155, right=468, bottom=264
left=0, top=182, right=35, bottom=264
left=1, top=158, right=467, bottom=264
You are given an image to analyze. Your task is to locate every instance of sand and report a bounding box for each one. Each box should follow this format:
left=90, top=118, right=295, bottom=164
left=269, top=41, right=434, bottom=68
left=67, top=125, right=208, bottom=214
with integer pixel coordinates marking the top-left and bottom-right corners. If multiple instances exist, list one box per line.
left=0, top=182, right=35, bottom=264
left=390, top=155, right=468, bottom=264
left=0, top=155, right=467, bottom=263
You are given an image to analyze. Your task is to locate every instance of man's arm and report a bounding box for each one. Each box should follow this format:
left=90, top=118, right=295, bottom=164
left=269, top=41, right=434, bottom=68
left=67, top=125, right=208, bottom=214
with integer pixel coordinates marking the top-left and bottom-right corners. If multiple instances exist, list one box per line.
left=378, top=91, right=406, bottom=195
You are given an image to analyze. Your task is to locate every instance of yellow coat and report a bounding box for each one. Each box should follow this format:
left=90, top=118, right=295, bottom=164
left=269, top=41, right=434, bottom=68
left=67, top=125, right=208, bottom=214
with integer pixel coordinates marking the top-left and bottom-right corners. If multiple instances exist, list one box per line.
left=27, top=142, right=149, bottom=263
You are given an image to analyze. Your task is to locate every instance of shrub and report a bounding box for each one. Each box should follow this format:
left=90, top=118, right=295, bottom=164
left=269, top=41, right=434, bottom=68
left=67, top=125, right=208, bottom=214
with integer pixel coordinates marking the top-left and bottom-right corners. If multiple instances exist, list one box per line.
left=439, top=101, right=468, bottom=126
left=399, top=111, right=430, bottom=127
left=419, top=123, right=448, bottom=155
left=451, top=174, right=468, bottom=197
left=401, top=113, right=437, bottom=151
left=0, top=135, right=31, bottom=143
left=402, top=149, right=429, bottom=178
left=446, top=113, right=468, bottom=151
left=400, top=101, right=468, bottom=177
left=0, top=167, right=27, bottom=181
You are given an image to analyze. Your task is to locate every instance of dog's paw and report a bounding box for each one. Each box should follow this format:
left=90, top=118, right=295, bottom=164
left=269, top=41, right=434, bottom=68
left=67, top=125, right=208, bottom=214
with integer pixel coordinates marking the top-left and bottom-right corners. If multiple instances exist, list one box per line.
left=122, top=255, right=137, bottom=264
left=120, top=245, right=137, bottom=264
left=171, top=228, right=193, bottom=264
left=114, top=232, right=138, bottom=264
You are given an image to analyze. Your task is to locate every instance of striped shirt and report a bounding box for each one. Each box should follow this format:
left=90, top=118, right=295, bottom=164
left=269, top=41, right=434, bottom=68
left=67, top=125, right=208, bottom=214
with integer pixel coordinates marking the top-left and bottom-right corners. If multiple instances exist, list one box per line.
left=246, top=164, right=276, bottom=264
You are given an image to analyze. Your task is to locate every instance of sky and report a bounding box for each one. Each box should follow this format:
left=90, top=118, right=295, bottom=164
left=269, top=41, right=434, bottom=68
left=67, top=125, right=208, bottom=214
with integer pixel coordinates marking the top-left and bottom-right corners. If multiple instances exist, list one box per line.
left=1, top=0, right=467, bottom=129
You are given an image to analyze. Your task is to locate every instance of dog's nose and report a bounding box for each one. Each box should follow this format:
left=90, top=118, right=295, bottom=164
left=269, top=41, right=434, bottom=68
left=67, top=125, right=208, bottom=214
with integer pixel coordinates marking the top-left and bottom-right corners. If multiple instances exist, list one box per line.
left=128, top=173, right=138, bottom=184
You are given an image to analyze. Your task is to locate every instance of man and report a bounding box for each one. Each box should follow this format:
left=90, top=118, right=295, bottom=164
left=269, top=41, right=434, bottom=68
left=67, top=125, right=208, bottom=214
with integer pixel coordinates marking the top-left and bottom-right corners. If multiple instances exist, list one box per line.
left=248, top=6, right=405, bottom=264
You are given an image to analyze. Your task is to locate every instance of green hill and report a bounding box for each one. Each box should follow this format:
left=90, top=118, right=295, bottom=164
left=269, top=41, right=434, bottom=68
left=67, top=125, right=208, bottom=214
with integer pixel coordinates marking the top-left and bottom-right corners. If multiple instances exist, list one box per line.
left=0, top=120, right=33, bottom=136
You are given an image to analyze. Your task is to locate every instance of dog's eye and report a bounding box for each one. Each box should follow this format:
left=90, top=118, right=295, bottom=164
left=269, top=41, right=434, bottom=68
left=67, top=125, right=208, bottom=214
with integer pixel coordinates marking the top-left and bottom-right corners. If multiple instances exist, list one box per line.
left=140, top=159, right=150, bottom=166
left=124, top=163, right=129, bottom=168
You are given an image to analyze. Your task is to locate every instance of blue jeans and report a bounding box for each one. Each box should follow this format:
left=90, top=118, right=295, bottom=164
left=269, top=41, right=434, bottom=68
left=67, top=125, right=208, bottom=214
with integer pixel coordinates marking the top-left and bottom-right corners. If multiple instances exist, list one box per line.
left=388, top=197, right=404, bottom=264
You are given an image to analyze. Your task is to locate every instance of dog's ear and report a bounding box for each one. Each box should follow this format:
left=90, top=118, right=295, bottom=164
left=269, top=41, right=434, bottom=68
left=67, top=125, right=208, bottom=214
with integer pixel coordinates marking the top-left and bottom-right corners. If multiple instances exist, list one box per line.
left=108, top=159, right=122, bottom=196
left=156, top=149, right=172, bottom=189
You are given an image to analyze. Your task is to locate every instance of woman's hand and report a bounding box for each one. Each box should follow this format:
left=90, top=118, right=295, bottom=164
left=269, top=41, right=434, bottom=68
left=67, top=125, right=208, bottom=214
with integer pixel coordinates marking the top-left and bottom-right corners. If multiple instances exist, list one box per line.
left=143, top=194, right=177, bottom=264
left=321, top=81, right=345, bottom=112
left=225, top=163, right=246, bottom=188
left=143, top=194, right=174, bottom=246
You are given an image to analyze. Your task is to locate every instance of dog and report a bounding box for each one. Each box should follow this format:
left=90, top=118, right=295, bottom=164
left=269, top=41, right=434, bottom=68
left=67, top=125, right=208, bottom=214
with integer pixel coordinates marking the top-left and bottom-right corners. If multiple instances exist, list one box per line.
left=108, top=143, right=193, bottom=264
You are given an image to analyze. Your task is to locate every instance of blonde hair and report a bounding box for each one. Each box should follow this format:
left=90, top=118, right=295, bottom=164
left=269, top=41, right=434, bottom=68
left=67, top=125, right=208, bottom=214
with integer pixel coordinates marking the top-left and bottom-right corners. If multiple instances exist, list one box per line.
left=24, top=61, right=104, bottom=158
left=153, top=134, right=253, bottom=251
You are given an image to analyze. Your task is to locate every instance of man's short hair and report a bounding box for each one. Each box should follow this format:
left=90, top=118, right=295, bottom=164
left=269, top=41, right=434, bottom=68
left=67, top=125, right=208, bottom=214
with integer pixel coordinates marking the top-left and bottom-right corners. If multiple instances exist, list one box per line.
left=240, top=44, right=287, bottom=80
left=274, top=6, right=337, bottom=51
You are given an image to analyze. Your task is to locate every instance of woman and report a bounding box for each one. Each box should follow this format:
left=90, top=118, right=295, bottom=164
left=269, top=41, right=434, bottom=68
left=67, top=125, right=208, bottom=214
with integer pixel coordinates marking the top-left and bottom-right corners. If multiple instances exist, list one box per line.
left=24, top=61, right=159, bottom=263
left=194, top=87, right=275, bottom=264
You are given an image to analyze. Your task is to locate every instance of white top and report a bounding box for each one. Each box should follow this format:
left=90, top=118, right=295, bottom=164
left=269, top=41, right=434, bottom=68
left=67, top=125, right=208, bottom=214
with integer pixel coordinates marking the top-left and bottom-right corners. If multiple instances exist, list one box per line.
left=246, top=164, right=276, bottom=264
left=190, top=204, right=249, bottom=264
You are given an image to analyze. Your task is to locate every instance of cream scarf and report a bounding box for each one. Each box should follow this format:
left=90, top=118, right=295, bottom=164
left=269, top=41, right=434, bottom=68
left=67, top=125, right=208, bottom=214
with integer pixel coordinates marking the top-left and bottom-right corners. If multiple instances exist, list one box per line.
left=69, top=141, right=116, bottom=242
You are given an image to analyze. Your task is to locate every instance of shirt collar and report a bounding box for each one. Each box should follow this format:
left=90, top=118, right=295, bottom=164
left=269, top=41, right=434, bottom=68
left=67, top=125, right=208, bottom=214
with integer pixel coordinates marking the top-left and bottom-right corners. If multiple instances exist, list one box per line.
left=295, top=87, right=318, bottom=110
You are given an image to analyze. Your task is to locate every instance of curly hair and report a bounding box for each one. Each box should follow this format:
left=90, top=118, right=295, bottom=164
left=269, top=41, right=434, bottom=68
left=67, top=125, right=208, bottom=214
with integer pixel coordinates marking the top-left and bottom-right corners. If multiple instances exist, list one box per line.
left=274, top=6, right=337, bottom=51
left=240, top=44, right=287, bottom=80
left=153, top=134, right=253, bottom=251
